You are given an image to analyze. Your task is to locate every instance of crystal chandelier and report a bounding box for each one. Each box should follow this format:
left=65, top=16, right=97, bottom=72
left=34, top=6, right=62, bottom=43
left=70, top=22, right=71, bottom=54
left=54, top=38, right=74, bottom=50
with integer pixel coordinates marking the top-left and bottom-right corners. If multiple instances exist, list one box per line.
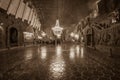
left=52, top=19, right=63, bottom=38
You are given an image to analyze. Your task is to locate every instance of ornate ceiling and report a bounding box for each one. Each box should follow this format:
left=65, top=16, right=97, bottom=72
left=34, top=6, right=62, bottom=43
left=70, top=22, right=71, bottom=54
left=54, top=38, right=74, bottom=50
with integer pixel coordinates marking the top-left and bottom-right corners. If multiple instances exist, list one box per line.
left=24, top=0, right=98, bottom=30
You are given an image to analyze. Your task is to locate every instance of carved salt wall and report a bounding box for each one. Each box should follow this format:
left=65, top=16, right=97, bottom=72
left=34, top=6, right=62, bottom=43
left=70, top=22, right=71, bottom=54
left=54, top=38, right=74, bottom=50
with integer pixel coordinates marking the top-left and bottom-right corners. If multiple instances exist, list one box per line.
left=0, top=8, right=32, bottom=49
left=94, top=23, right=120, bottom=46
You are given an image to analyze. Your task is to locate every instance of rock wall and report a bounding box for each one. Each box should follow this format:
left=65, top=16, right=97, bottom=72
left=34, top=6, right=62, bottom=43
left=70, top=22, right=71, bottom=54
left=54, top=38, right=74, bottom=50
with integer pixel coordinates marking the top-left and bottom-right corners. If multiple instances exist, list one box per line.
left=0, top=8, right=32, bottom=49
left=94, top=23, right=120, bottom=47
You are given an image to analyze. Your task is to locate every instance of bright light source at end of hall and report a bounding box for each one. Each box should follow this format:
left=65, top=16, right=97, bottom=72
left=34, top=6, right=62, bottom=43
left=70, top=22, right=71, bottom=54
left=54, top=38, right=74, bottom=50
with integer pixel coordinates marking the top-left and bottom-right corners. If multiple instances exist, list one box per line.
left=70, top=32, right=74, bottom=37
left=52, top=19, right=63, bottom=38
left=75, top=34, right=79, bottom=40
left=41, top=32, right=46, bottom=37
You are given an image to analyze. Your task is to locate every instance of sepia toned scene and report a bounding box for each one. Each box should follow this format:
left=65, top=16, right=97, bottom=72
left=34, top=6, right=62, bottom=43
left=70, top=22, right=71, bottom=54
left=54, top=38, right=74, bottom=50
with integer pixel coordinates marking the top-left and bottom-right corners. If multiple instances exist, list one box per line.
left=0, top=0, right=120, bottom=80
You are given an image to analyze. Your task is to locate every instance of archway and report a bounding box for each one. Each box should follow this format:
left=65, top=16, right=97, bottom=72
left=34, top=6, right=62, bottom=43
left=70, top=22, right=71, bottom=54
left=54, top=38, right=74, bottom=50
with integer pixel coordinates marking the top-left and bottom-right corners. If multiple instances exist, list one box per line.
left=9, top=27, right=18, bottom=46
left=86, top=28, right=94, bottom=46
left=86, top=34, right=92, bottom=45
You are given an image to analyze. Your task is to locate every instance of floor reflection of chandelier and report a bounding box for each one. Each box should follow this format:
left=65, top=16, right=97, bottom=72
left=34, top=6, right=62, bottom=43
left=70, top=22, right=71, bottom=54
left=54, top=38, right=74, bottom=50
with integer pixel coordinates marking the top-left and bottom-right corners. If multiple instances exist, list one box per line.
left=52, top=19, right=63, bottom=38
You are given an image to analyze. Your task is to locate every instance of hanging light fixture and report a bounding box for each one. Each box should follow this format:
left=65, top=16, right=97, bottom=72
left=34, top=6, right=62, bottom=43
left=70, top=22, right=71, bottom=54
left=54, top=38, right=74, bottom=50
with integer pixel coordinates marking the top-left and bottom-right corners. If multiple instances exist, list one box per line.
left=52, top=19, right=63, bottom=38
left=52, top=0, right=63, bottom=38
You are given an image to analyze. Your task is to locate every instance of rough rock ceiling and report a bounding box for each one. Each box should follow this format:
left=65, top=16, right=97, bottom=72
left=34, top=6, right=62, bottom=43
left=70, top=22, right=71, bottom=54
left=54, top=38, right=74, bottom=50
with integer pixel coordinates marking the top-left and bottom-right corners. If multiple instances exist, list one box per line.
left=25, top=0, right=98, bottom=30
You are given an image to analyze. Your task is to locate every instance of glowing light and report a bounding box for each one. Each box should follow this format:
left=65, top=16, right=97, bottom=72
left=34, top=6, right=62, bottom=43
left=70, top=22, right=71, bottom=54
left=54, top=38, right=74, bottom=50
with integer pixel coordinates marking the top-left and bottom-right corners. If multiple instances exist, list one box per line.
left=81, top=37, right=84, bottom=41
left=50, top=37, right=53, bottom=40
left=70, top=32, right=74, bottom=37
left=52, top=19, right=63, bottom=38
left=50, top=59, right=65, bottom=78
left=38, top=36, right=42, bottom=39
left=23, top=32, right=33, bottom=40
left=41, top=46, right=47, bottom=60
left=25, top=49, right=33, bottom=60
left=41, top=31, right=46, bottom=37
left=50, top=45, right=65, bottom=79
left=81, top=47, right=84, bottom=58
left=0, top=25, right=3, bottom=31
left=76, top=45, right=80, bottom=57
left=112, top=19, right=117, bottom=23
left=93, top=10, right=98, bottom=18
left=75, top=34, right=79, bottom=40
left=56, top=45, right=62, bottom=56
left=70, top=46, right=75, bottom=60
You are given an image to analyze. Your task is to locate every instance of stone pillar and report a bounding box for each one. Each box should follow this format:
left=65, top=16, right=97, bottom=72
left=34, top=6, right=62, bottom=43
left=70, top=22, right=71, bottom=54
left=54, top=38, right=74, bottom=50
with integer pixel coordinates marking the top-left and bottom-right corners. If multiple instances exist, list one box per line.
left=6, top=27, right=10, bottom=49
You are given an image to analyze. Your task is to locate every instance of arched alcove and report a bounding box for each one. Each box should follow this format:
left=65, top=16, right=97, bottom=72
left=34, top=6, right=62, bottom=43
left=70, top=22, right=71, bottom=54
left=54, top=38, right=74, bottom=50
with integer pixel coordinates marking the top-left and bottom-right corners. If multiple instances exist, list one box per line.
left=86, top=28, right=94, bottom=46
left=9, top=27, right=18, bottom=46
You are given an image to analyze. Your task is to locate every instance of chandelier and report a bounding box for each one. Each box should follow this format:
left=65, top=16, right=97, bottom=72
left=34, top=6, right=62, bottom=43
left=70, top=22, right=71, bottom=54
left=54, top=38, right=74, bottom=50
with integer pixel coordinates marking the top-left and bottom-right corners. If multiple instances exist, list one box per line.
left=52, top=19, right=63, bottom=38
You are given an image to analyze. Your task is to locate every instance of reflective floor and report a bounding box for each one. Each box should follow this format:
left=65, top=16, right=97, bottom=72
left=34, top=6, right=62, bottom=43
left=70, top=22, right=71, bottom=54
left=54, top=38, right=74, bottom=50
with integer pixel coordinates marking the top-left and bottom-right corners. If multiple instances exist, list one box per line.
left=0, top=44, right=120, bottom=80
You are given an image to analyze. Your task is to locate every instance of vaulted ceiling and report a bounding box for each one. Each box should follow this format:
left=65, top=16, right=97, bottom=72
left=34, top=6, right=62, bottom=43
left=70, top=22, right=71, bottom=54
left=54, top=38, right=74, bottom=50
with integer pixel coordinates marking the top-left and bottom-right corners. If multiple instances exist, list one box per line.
left=25, top=0, right=98, bottom=30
